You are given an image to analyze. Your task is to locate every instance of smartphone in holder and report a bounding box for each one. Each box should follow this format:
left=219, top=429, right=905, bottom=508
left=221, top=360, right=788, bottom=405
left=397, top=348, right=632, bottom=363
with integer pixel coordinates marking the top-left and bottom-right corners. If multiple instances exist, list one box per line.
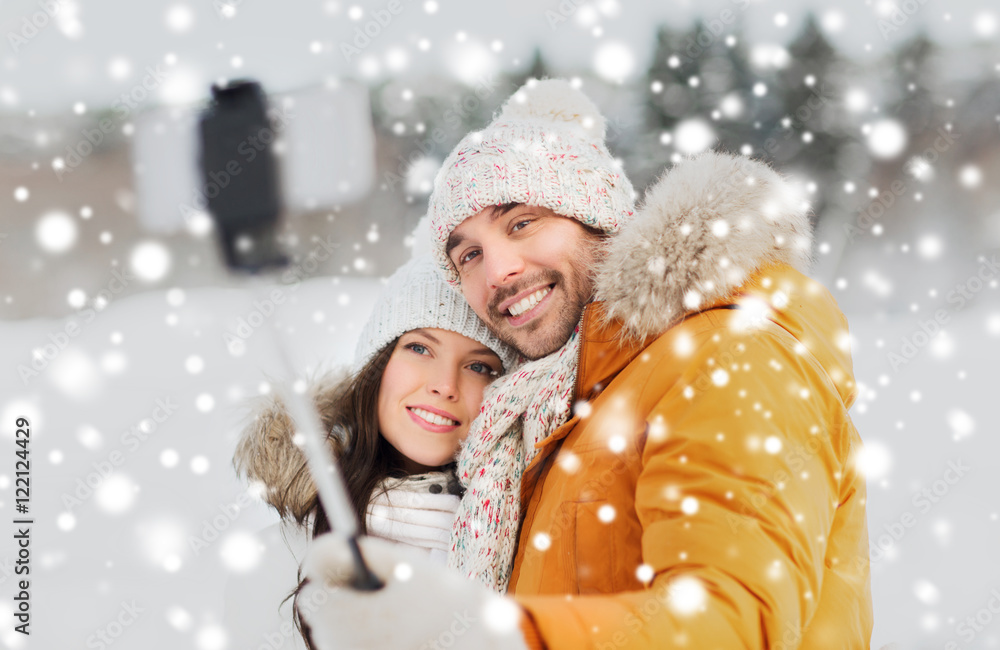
left=199, top=80, right=287, bottom=273
left=132, top=79, right=374, bottom=241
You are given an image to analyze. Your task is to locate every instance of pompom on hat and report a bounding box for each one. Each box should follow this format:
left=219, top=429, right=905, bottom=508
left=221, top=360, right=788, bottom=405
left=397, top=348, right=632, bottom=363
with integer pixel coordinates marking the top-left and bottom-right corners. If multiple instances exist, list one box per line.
left=353, top=218, right=519, bottom=373
left=428, top=78, right=636, bottom=285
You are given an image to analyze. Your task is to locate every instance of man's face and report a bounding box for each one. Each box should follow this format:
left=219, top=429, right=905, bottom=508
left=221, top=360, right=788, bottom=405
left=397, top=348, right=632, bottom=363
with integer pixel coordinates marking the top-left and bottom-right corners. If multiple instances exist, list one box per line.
left=446, top=205, right=603, bottom=360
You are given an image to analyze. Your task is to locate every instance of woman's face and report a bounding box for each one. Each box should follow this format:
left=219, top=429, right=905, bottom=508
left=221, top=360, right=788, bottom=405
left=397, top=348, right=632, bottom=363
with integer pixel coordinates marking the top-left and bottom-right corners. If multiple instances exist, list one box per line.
left=377, top=328, right=502, bottom=474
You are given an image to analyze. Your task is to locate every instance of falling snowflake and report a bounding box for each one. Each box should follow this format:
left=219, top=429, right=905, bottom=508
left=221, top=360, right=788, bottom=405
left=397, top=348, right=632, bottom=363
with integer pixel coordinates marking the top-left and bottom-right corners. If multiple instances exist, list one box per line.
left=913, top=579, right=940, bottom=605
left=946, top=410, right=975, bottom=441
left=95, top=473, right=138, bottom=515
left=593, top=42, right=635, bottom=82
left=866, top=119, right=908, bottom=159
left=667, top=576, right=707, bottom=615
left=958, top=165, right=982, bottom=188
left=219, top=531, right=264, bottom=573
left=130, top=241, right=172, bottom=282
left=36, top=211, right=78, bottom=253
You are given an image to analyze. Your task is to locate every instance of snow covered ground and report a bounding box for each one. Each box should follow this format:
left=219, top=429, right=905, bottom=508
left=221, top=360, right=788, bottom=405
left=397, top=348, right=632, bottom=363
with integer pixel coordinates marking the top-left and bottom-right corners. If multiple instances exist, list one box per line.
left=0, top=267, right=997, bottom=649
left=849, top=303, right=1000, bottom=649
left=0, top=275, right=378, bottom=649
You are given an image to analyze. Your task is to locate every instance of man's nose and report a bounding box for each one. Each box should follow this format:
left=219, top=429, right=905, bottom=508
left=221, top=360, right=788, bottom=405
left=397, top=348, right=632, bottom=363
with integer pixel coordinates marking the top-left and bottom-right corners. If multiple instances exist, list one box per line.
left=485, top=242, right=525, bottom=289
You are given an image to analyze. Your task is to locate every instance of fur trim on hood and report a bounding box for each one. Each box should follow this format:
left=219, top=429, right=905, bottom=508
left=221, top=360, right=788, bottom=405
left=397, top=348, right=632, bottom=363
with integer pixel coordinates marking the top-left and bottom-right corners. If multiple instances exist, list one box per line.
left=234, top=151, right=814, bottom=519
left=232, top=371, right=350, bottom=524
left=595, top=151, right=813, bottom=342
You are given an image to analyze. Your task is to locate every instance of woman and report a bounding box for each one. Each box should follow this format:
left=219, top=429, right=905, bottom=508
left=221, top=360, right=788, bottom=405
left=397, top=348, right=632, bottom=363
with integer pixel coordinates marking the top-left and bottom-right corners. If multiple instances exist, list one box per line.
left=228, top=252, right=517, bottom=648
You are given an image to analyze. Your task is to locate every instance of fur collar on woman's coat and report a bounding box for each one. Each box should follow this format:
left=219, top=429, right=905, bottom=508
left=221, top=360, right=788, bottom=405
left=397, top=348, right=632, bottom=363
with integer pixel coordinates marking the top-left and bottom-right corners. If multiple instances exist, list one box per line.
left=233, top=371, right=350, bottom=523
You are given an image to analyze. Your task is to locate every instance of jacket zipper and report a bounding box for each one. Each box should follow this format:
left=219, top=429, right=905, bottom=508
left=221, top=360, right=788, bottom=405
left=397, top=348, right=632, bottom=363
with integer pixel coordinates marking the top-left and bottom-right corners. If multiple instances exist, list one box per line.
left=510, top=302, right=590, bottom=589
left=569, top=302, right=589, bottom=405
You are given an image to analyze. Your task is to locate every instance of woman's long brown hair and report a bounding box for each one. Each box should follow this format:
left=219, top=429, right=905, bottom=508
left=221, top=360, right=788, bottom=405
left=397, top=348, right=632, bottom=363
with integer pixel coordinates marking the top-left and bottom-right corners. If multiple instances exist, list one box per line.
left=282, top=338, right=459, bottom=648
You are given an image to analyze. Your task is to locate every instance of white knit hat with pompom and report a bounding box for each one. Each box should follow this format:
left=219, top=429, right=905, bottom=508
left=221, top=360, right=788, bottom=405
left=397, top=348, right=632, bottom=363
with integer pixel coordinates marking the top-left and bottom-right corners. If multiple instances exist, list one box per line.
left=353, top=217, right=519, bottom=373
left=428, top=78, right=635, bottom=285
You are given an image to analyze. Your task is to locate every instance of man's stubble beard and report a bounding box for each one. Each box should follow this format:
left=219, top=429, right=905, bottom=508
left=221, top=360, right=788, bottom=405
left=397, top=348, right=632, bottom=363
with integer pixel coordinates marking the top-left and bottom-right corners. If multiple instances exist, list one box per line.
left=485, top=238, right=604, bottom=360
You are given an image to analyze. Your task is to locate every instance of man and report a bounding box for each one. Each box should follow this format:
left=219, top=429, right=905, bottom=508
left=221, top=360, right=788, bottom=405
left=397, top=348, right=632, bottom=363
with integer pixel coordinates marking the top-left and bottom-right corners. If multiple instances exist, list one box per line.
left=301, top=79, right=873, bottom=649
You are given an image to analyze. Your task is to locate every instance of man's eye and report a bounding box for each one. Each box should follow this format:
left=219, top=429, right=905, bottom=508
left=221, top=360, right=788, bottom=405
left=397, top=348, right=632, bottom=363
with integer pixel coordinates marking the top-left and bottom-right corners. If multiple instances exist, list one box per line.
left=459, top=250, right=481, bottom=265
left=511, top=219, right=531, bottom=232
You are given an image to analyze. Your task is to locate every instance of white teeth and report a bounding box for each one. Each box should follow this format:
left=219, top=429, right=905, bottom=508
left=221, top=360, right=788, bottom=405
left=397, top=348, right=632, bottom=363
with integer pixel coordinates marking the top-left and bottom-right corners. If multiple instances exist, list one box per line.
left=409, top=408, right=457, bottom=426
left=507, top=287, right=551, bottom=317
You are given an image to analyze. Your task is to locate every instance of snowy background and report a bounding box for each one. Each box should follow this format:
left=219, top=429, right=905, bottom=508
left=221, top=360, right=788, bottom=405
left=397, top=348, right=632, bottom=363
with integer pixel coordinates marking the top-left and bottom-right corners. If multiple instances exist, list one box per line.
left=1, top=0, right=999, bottom=648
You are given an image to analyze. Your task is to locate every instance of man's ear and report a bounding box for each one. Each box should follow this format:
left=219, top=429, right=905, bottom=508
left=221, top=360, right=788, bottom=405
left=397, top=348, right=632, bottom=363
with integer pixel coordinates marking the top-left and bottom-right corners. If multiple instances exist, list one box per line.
left=580, top=222, right=606, bottom=238
left=584, top=227, right=612, bottom=262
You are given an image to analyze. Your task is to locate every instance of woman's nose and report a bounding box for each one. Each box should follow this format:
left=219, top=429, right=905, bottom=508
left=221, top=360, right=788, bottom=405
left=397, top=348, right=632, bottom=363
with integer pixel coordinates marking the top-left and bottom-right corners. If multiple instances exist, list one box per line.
left=426, top=365, right=460, bottom=401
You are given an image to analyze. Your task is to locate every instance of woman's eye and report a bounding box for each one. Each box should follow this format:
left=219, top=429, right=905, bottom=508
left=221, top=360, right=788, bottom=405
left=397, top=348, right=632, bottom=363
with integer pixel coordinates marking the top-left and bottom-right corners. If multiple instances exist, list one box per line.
left=405, top=343, right=429, bottom=355
left=511, top=219, right=531, bottom=232
left=469, top=362, right=498, bottom=377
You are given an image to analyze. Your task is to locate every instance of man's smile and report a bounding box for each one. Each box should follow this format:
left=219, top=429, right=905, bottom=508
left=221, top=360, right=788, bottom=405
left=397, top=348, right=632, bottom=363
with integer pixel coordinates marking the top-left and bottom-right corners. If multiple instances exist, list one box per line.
left=495, top=283, right=557, bottom=327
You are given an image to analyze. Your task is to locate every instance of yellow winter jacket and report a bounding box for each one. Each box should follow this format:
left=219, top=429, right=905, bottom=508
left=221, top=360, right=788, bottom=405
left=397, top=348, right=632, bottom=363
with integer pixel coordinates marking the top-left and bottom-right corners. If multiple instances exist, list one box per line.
left=511, top=154, right=873, bottom=649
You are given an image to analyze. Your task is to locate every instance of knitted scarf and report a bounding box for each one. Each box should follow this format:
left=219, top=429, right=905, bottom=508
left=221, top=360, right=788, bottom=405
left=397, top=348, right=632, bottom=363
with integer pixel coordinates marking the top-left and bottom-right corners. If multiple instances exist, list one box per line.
left=447, top=318, right=583, bottom=593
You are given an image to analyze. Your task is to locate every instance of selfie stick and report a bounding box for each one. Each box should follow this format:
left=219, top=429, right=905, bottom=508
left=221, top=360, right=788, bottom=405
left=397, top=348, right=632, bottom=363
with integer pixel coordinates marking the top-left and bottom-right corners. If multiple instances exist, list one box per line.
left=199, top=80, right=382, bottom=591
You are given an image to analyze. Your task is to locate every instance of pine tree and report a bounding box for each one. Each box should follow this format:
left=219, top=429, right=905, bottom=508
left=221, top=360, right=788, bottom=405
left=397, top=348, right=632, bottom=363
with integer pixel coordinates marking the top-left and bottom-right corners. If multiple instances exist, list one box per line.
left=759, top=14, right=849, bottom=222
left=636, top=21, right=763, bottom=187
left=508, top=48, right=552, bottom=88
left=885, top=32, right=939, bottom=136
left=764, top=15, right=843, bottom=166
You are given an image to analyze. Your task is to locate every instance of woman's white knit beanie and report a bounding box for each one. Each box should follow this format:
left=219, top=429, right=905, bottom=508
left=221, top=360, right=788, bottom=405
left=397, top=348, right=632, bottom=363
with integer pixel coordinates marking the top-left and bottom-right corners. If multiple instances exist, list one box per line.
left=428, top=78, right=636, bottom=285
left=353, top=220, right=519, bottom=373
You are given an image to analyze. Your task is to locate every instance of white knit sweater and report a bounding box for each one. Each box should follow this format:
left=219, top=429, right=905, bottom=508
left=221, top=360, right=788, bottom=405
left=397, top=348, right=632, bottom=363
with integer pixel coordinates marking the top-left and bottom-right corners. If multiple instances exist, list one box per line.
left=365, top=472, right=461, bottom=564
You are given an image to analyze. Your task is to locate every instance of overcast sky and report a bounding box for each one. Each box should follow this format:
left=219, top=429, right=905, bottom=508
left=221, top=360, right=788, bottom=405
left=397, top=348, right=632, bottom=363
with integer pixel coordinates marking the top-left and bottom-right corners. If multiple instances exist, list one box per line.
left=1, top=0, right=997, bottom=114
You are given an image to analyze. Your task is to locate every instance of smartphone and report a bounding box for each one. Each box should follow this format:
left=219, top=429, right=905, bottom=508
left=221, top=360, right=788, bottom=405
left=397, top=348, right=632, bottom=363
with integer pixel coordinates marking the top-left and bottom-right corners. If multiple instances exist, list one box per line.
left=131, top=79, right=375, bottom=270
left=198, top=80, right=285, bottom=271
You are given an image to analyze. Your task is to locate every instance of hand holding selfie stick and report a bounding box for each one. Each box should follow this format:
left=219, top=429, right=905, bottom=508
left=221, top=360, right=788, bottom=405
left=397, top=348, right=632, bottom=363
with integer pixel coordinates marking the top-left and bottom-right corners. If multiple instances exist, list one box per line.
left=199, top=79, right=382, bottom=591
